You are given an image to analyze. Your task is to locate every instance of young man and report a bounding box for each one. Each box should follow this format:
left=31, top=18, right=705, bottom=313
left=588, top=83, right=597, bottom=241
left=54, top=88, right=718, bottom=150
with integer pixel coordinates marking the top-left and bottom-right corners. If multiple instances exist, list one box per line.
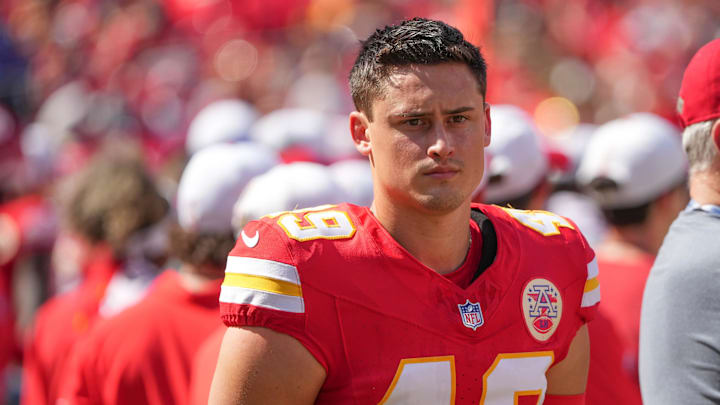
left=639, top=38, right=720, bottom=404
left=211, top=18, right=598, bottom=404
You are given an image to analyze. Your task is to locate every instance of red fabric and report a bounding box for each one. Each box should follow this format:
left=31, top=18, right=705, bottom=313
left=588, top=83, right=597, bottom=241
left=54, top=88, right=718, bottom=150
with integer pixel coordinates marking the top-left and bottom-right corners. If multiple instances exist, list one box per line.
left=595, top=254, right=654, bottom=385
left=0, top=193, right=55, bottom=311
left=21, top=248, right=119, bottom=405
left=586, top=312, right=642, bottom=405
left=220, top=203, right=598, bottom=402
left=544, top=393, right=586, bottom=405
left=58, top=271, right=223, bottom=405
left=0, top=195, right=41, bottom=398
left=0, top=197, right=25, bottom=271
left=678, top=38, right=720, bottom=127
left=189, top=326, right=225, bottom=405
left=584, top=253, right=651, bottom=405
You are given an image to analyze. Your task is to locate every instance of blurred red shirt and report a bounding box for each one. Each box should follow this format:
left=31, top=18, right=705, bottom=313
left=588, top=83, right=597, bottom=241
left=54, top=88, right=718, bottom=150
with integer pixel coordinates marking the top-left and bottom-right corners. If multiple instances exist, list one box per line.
left=21, top=247, right=119, bottom=405
left=57, top=270, right=222, bottom=405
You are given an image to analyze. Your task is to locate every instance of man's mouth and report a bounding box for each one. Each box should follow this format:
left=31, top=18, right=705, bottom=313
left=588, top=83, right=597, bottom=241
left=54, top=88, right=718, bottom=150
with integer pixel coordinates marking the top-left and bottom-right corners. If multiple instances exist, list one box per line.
left=424, top=165, right=460, bottom=179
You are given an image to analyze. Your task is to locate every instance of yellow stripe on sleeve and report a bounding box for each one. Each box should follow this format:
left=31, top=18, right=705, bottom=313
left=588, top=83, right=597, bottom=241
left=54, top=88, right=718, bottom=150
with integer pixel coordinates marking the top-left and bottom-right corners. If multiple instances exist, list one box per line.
left=584, top=277, right=599, bottom=293
left=223, top=273, right=302, bottom=297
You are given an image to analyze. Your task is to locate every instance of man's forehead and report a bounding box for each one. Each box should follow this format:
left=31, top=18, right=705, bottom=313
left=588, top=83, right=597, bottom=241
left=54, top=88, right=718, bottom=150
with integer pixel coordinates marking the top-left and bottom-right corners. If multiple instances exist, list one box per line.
left=384, top=63, right=477, bottom=85
left=377, top=66, right=484, bottom=112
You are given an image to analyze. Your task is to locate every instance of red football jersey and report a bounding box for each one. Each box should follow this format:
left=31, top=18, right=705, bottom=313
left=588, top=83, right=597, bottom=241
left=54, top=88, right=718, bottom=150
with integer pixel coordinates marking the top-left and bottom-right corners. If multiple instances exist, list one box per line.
left=594, top=254, right=654, bottom=383
left=21, top=248, right=119, bottom=405
left=189, top=326, right=225, bottom=405
left=57, top=271, right=223, bottom=405
left=220, top=203, right=599, bottom=404
left=586, top=312, right=642, bottom=405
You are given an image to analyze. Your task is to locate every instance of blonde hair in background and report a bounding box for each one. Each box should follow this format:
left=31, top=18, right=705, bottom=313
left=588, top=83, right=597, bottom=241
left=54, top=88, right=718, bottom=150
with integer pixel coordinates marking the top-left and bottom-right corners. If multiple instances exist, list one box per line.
left=60, top=140, right=168, bottom=257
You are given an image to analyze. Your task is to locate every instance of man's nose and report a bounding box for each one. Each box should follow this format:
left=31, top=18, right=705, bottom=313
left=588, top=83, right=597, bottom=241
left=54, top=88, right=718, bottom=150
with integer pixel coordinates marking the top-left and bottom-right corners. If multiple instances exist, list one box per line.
left=427, top=124, right=455, bottom=160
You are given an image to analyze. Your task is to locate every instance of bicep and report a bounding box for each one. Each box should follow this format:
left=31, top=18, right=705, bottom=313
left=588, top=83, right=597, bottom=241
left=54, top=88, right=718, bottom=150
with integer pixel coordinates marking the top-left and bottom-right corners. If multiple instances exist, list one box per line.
left=209, top=326, right=326, bottom=405
left=546, top=324, right=589, bottom=396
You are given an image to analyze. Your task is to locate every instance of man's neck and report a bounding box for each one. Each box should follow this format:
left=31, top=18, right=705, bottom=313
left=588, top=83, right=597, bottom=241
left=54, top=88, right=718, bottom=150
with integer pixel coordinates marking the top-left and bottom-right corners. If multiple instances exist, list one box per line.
left=600, top=224, right=661, bottom=258
left=690, top=170, right=720, bottom=206
left=371, top=196, right=472, bottom=275
left=178, top=263, right=223, bottom=292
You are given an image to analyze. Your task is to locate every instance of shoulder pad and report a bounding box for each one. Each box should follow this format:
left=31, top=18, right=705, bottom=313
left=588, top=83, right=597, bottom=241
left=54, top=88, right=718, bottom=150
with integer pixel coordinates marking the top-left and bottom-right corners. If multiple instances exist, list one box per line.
left=259, top=204, right=357, bottom=243
left=500, top=207, right=577, bottom=237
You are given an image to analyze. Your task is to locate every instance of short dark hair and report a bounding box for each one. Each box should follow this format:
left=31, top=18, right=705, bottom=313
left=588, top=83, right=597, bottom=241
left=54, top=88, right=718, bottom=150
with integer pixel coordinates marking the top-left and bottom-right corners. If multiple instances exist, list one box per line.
left=586, top=177, right=650, bottom=225
left=601, top=204, right=651, bottom=227
left=349, top=17, right=488, bottom=119
left=169, top=225, right=235, bottom=270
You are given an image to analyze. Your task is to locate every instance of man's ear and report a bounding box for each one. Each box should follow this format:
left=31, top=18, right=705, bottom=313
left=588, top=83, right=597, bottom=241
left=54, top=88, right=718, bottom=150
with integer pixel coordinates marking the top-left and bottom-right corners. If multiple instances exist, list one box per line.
left=712, top=118, right=720, bottom=152
left=350, top=111, right=372, bottom=156
left=484, top=102, right=492, bottom=147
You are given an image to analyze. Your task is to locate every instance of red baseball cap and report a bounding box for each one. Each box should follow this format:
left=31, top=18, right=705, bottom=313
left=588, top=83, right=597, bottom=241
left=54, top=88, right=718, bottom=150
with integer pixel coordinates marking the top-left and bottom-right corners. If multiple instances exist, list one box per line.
left=677, top=38, right=720, bottom=128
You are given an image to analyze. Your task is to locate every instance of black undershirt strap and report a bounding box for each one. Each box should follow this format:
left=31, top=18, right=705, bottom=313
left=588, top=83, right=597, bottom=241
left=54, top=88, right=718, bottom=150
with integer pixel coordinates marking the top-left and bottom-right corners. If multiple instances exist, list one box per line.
left=469, top=208, right=498, bottom=282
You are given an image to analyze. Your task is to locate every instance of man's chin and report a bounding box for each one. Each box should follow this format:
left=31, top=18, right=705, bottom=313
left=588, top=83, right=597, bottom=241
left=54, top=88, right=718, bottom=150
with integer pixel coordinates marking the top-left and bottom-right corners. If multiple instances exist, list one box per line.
left=414, top=192, right=467, bottom=213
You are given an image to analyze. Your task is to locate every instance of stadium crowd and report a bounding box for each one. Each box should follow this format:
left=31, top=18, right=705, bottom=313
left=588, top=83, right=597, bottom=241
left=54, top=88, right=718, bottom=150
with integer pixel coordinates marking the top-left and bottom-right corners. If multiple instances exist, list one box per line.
left=0, top=0, right=719, bottom=404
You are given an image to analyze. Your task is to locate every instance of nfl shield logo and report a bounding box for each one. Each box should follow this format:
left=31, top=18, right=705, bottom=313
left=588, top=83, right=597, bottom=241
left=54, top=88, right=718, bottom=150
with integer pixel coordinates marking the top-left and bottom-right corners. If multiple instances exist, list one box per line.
left=458, top=299, right=484, bottom=330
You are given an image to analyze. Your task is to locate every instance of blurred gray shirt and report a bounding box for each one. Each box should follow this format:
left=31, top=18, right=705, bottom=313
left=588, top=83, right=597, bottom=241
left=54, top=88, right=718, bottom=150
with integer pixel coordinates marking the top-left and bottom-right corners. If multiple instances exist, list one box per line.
left=639, top=207, right=720, bottom=404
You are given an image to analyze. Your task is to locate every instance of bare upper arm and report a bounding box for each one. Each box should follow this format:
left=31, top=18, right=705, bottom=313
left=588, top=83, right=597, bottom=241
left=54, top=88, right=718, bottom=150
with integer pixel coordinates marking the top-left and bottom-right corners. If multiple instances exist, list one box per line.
left=208, top=326, right=327, bottom=405
left=546, top=324, right=590, bottom=396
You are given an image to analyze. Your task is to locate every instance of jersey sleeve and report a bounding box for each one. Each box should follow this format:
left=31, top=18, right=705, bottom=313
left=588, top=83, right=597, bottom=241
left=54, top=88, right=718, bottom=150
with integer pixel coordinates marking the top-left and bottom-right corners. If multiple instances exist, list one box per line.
left=494, top=205, right=600, bottom=324
left=565, top=216, right=600, bottom=323
left=219, top=218, right=328, bottom=369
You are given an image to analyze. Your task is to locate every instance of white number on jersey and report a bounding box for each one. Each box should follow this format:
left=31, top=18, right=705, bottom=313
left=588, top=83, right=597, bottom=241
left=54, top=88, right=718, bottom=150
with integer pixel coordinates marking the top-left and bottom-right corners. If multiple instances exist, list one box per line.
left=503, top=208, right=574, bottom=236
left=277, top=209, right=356, bottom=242
left=481, top=352, right=554, bottom=404
left=378, top=356, right=455, bottom=404
left=380, top=352, right=554, bottom=404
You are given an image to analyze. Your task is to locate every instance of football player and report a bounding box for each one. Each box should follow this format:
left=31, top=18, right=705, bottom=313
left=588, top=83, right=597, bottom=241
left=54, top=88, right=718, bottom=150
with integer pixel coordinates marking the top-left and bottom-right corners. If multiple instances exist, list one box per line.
left=210, top=17, right=599, bottom=404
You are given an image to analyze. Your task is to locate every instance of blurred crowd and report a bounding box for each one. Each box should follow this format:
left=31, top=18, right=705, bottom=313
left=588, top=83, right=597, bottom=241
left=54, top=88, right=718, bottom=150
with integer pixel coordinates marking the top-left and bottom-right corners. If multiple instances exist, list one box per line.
left=0, top=0, right=719, bottom=404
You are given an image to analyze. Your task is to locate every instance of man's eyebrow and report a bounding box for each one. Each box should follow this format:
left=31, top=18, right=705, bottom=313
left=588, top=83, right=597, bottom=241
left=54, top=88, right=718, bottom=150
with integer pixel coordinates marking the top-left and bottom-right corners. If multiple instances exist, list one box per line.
left=444, top=106, right=475, bottom=114
left=391, top=110, right=429, bottom=118
left=391, top=106, right=475, bottom=118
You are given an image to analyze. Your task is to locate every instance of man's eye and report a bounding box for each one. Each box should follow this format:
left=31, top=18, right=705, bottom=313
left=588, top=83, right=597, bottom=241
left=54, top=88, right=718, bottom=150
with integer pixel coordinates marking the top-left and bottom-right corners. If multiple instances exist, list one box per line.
left=406, top=118, right=423, bottom=126
left=450, top=115, right=468, bottom=123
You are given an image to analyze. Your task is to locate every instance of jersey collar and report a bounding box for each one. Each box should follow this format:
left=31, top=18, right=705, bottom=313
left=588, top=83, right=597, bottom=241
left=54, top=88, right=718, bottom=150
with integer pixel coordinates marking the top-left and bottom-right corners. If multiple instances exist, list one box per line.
left=686, top=199, right=720, bottom=218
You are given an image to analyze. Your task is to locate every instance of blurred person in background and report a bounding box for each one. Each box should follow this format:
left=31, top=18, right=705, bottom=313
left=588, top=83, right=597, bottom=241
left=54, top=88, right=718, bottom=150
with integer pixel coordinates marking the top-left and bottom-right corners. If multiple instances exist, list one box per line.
left=328, top=159, right=374, bottom=207
left=483, top=104, right=551, bottom=210
left=56, top=142, right=278, bottom=405
left=640, top=38, right=720, bottom=405
left=230, top=161, right=350, bottom=231
left=545, top=124, right=607, bottom=247
left=249, top=108, right=336, bottom=164
left=576, top=113, right=688, bottom=404
left=0, top=108, right=58, bottom=403
left=210, top=17, right=598, bottom=404
left=21, top=145, right=169, bottom=405
left=189, top=160, right=347, bottom=405
left=184, top=99, right=258, bottom=157
left=478, top=103, right=600, bottom=238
